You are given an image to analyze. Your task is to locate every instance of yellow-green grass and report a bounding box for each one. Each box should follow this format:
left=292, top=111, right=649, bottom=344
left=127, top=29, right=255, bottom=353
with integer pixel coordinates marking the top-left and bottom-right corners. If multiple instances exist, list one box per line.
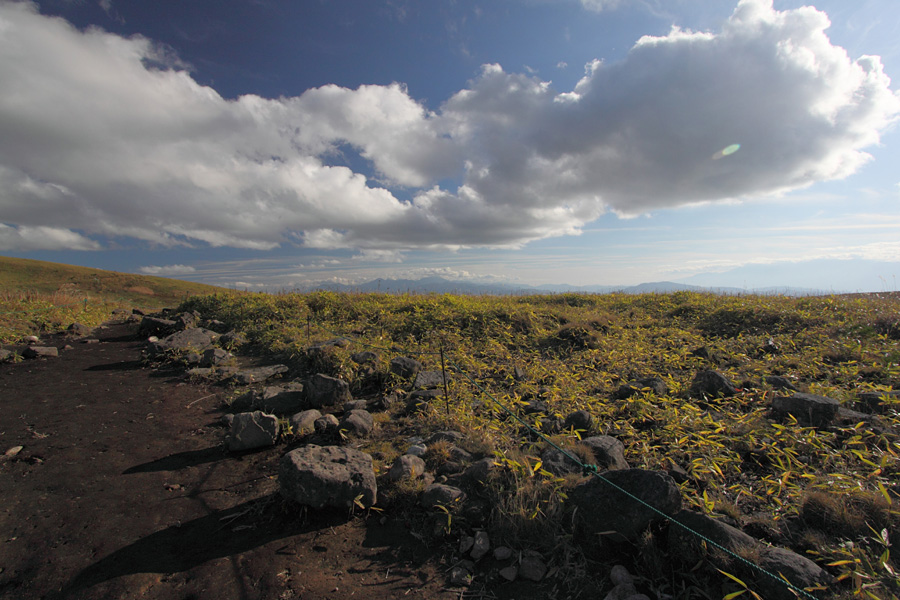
left=0, top=256, right=232, bottom=343
left=180, top=289, right=900, bottom=598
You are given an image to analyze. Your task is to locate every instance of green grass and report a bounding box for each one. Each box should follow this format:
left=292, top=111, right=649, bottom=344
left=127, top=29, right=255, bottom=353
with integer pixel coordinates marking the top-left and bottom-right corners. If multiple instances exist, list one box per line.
left=178, top=289, right=900, bottom=599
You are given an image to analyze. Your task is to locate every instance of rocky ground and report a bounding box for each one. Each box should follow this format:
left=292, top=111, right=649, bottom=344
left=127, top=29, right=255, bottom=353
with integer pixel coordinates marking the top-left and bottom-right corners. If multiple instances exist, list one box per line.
left=0, top=321, right=464, bottom=600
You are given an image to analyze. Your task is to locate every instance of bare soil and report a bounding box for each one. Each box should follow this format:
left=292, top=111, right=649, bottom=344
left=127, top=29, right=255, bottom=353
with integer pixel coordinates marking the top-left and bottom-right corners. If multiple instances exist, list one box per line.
left=0, top=322, right=467, bottom=600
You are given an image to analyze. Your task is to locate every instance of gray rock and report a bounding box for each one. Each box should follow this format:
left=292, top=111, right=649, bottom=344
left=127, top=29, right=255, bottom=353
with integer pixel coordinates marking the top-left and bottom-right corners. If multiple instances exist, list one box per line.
left=449, top=563, right=473, bottom=587
left=390, top=356, right=422, bottom=378
left=289, top=409, right=321, bottom=434
left=857, top=390, right=900, bottom=414
left=22, top=335, right=39, bottom=344
left=351, top=351, right=378, bottom=364
left=493, top=546, right=513, bottom=561
left=220, top=331, right=248, bottom=347
left=226, top=411, right=279, bottom=451
left=314, top=414, right=340, bottom=435
left=340, top=409, right=374, bottom=437
left=570, top=469, right=682, bottom=543
left=175, top=311, right=199, bottom=330
left=230, top=364, right=288, bottom=386
left=459, top=535, right=475, bottom=554
left=519, top=551, right=547, bottom=582
left=499, top=566, right=518, bottom=581
left=614, top=377, right=668, bottom=400
left=139, top=316, right=177, bottom=337
left=81, top=338, right=100, bottom=344
left=609, top=565, right=633, bottom=586
left=756, top=546, right=833, bottom=600
left=471, top=531, right=490, bottom=561
left=427, top=431, right=464, bottom=445
left=667, top=509, right=757, bottom=563
left=0, top=348, right=11, bottom=362
left=413, top=370, right=449, bottom=390
left=603, top=583, right=639, bottom=600
left=279, top=445, right=377, bottom=509
left=772, top=392, right=839, bottom=427
left=563, top=409, right=593, bottom=432
left=421, top=483, right=465, bottom=507
left=200, top=347, right=232, bottom=367
left=689, top=369, right=737, bottom=398
left=343, top=400, right=368, bottom=412
left=462, top=458, right=497, bottom=485
left=305, top=373, right=352, bottom=408
left=406, top=443, right=428, bottom=457
left=389, top=454, right=427, bottom=481
left=580, top=435, right=630, bottom=470
left=541, top=447, right=581, bottom=476
left=766, top=375, right=799, bottom=391
left=66, top=322, right=92, bottom=337
left=151, top=328, right=218, bottom=354
left=23, top=346, right=58, bottom=358
left=407, top=389, right=442, bottom=409
left=256, top=384, right=306, bottom=414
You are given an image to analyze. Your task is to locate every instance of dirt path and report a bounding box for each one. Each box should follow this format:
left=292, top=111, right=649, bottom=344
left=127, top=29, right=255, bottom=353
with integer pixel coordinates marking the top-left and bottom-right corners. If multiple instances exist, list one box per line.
left=0, top=322, right=457, bottom=600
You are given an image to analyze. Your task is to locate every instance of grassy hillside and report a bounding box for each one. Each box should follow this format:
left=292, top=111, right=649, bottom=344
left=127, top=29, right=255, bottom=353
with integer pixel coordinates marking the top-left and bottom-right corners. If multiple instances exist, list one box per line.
left=0, top=256, right=231, bottom=342
left=179, top=290, right=900, bottom=599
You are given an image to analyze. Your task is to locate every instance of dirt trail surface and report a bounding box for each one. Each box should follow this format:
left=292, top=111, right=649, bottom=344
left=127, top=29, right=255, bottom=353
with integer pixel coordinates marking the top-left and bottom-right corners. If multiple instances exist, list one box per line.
left=0, top=322, right=456, bottom=600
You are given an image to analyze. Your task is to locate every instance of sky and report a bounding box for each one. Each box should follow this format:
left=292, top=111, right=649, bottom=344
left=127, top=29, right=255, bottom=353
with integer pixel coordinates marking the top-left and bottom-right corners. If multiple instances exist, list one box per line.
left=1, top=0, right=899, bottom=292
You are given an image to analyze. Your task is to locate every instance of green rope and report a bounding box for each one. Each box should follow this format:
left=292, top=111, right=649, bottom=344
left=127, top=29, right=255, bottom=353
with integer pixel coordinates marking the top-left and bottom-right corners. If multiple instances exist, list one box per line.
left=307, top=315, right=822, bottom=599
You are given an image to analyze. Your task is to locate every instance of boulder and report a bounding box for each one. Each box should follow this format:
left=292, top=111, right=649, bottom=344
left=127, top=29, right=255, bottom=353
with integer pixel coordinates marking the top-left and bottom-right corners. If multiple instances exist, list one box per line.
left=340, top=409, right=374, bottom=437
left=305, top=373, right=352, bottom=408
left=351, top=351, right=378, bottom=364
left=343, top=400, right=367, bottom=411
left=406, top=389, right=442, bottom=409
left=689, top=370, right=737, bottom=398
left=563, top=409, right=593, bottom=432
left=421, top=483, right=465, bottom=507
left=766, top=375, right=799, bottom=391
left=857, top=390, right=900, bottom=414
left=314, top=414, right=340, bottom=435
left=289, top=409, right=321, bottom=434
left=139, top=316, right=177, bottom=337
left=470, top=531, right=490, bottom=561
left=219, top=331, right=248, bottom=347
left=66, top=322, right=92, bottom=337
left=389, top=454, right=426, bottom=481
left=200, top=347, right=232, bottom=367
left=541, top=447, right=581, bottom=476
left=150, top=328, right=218, bottom=354
left=256, top=384, right=306, bottom=414
left=226, top=411, right=279, bottom=451
left=519, top=551, right=547, bottom=582
left=756, top=547, right=833, bottom=600
left=23, top=346, right=58, bottom=359
left=413, top=370, right=448, bottom=390
left=462, top=458, right=497, bottom=485
left=390, top=356, right=422, bottom=379
left=279, top=445, right=377, bottom=509
left=667, top=509, right=757, bottom=564
left=230, top=364, right=288, bottom=385
left=569, top=469, right=681, bottom=543
left=772, top=392, right=839, bottom=427
left=0, top=349, right=12, bottom=362
left=580, top=436, right=629, bottom=470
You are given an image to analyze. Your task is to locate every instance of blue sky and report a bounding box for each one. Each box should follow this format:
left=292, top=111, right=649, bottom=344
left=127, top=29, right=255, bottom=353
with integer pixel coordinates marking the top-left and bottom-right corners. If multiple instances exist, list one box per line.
left=1, top=0, right=898, bottom=291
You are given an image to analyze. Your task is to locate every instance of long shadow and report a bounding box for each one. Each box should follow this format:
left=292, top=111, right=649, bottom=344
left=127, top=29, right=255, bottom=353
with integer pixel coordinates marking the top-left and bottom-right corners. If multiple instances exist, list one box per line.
left=58, top=493, right=328, bottom=599
left=84, top=360, right=144, bottom=372
left=123, top=446, right=227, bottom=474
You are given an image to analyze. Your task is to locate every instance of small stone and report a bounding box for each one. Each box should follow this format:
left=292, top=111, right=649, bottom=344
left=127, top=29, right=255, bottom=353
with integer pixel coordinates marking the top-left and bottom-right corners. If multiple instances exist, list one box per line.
left=499, top=566, right=518, bottom=581
left=4, top=446, right=23, bottom=457
left=340, top=409, right=374, bottom=437
left=314, top=414, right=340, bottom=435
left=459, top=535, right=475, bottom=554
left=449, top=564, right=472, bottom=587
left=226, top=411, right=279, bottom=451
left=389, top=454, right=426, bottom=481
left=518, top=551, right=547, bottom=582
left=351, top=351, right=378, bottom=364
left=22, top=335, right=39, bottom=344
left=421, top=483, right=465, bottom=507
left=470, top=531, right=490, bottom=561
left=81, top=338, right=100, bottom=344
left=23, top=346, right=58, bottom=359
left=406, top=443, right=427, bottom=457
left=609, top=565, right=633, bottom=586
left=343, top=400, right=367, bottom=412
left=493, top=546, right=513, bottom=561
left=289, top=409, right=322, bottom=434
left=390, top=356, right=422, bottom=379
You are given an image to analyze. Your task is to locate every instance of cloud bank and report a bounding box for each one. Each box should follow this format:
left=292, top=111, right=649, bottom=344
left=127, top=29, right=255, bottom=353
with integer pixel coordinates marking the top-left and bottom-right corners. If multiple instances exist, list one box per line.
left=0, top=0, right=897, bottom=253
left=139, top=264, right=197, bottom=275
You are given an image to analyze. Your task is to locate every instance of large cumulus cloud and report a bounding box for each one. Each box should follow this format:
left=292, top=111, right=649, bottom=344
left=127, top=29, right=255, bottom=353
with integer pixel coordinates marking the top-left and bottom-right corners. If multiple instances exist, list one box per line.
left=0, top=0, right=897, bottom=252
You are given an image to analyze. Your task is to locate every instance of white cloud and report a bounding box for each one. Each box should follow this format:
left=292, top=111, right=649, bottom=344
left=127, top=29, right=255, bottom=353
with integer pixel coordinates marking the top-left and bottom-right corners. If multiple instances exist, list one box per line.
left=0, top=223, right=101, bottom=251
left=0, top=0, right=897, bottom=254
left=138, top=264, right=197, bottom=275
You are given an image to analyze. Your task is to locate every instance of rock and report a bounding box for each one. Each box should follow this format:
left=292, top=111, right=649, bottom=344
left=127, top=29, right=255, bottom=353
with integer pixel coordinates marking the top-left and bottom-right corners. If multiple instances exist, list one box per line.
left=139, top=316, right=177, bottom=337
left=413, top=370, right=448, bottom=390
left=226, top=411, right=279, bottom=451
left=219, top=331, right=248, bottom=347
left=205, top=319, right=228, bottom=333
left=279, top=445, right=377, bottom=509
left=407, top=389, right=442, bottom=409
left=470, top=530, right=490, bottom=560
left=772, top=392, right=839, bottom=427
left=760, top=338, right=779, bottom=355
left=513, top=365, right=527, bottom=381
left=689, top=370, right=737, bottom=398
left=667, top=510, right=757, bottom=564
left=23, top=346, right=58, bottom=358
left=314, top=414, right=340, bottom=435
left=614, top=377, right=668, bottom=400
left=755, top=546, right=833, bottom=600
left=390, top=356, right=422, bottom=379
left=150, top=328, right=218, bottom=354
left=580, top=436, right=630, bottom=470
left=111, top=308, right=130, bottom=316
left=541, top=447, right=581, bottom=476
left=459, top=535, right=475, bottom=554
left=427, top=431, right=464, bottom=445
left=406, top=443, right=428, bottom=457
left=603, top=583, right=639, bottom=600
left=131, top=308, right=146, bottom=316
left=351, top=351, right=378, bottom=364
left=66, top=322, right=92, bottom=337
left=523, top=398, right=549, bottom=415
left=0, top=349, right=11, bottom=362
left=4, top=446, right=23, bottom=458
left=462, top=458, right=497, bottom=485
left=174, top=311, right=199, bottom=330
left=570, top=469, right=682, bottom=543
left=200, top=347, right=232, bottom=367
left=230, top=364, right=288, bottom=385
left=183, top=352, right=202, bottom=365
left=289, top=409, right=322, bottom=434
left=449, top=562, right=473, bottom=586
left=493, top=546, right=513, bottom=561
left=256, top=384, right=306, bottom=415
left=857, top=390, right=900, bottom=414
left=519, top=551, right=547, bottom=582
left=421, top=483, right=465, bottom=507
left=766, top=375, right=799, bottom=391
left=340, top=409, right=374, bottom=437
left=499, top=566, right=518, bottom=581
left=81, top=338, right=100, bottom=344
left=563, top=409, right=593, bottom=432
left=22, top=335, right=40, bottom=344
left=609, top=565, right=633, bottom=586
left=343, top=400, right=367, bottom=412
left=389, top=455, right=426, bottom=481
left=305, top=373, right=352, bottom=408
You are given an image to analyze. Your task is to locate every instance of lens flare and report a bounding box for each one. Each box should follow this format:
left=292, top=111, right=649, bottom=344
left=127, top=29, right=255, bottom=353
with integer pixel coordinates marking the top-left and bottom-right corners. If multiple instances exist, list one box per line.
left=712, top=143, right=741, bottom=160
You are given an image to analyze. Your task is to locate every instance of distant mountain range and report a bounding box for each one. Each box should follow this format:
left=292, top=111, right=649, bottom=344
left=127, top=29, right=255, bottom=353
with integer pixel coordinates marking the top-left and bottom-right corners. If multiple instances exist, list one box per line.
left=300, top=276, right=828, bottom=296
